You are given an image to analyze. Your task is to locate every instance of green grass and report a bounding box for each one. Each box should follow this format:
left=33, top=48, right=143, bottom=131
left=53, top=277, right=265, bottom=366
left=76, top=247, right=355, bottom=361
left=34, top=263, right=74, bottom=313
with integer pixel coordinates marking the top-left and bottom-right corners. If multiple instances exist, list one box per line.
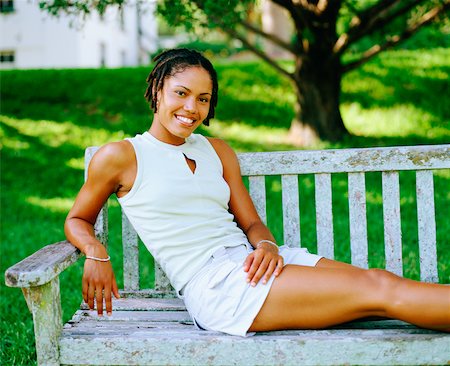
left=1, top=48, right=449, bottom=365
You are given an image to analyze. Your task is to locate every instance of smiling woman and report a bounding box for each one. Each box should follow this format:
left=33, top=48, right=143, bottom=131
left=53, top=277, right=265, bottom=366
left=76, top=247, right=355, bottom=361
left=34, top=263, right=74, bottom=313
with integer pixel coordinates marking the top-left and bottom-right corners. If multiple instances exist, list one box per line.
left=63, top=48, right=450, bottom=341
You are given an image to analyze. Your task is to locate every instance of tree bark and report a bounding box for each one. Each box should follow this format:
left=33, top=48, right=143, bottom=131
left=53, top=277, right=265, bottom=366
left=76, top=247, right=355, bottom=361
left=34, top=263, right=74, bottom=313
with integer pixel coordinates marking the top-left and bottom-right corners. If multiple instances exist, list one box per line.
left=287, top=0, right=349, bottom=146
left=288, top=53, right=348, bottom=146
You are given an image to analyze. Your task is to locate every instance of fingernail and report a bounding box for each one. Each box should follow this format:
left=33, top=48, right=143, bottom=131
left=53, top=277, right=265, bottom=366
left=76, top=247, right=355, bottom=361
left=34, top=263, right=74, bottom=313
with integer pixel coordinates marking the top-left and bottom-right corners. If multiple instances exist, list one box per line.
left=98, top=314, right=103, bottom=317
left=251, top=282, right=256, bottom=287
left=262, top=280, right=267, bottom=284
left=246, top=278, right=250, bottom=283
left=107, top=312, right=112, bottom=316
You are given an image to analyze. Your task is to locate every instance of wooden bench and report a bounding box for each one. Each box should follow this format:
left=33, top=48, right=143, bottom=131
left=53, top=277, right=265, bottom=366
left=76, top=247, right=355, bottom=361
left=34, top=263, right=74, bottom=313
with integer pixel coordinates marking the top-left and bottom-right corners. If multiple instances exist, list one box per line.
left=5, top=144, right=450, bottom=366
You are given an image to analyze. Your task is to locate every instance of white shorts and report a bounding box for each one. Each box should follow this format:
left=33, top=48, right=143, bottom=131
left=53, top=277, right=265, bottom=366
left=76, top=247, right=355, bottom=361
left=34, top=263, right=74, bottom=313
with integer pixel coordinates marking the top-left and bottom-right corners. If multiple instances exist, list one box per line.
left=181, top=243, right=323, bottom=337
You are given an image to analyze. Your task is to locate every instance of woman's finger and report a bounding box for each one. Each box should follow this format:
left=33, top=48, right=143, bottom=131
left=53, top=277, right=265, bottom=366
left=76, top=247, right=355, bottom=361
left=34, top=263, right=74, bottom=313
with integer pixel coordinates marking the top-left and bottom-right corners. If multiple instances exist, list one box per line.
left=246, top=253, right=263, bottom=283
left=104, top=282, right=112, bottom=316
left=261, top=260, right=277, bottom=284
left=243, top=252, right=254, bottom=272
left=87, top=281, right=95, bottom=310
left=249, top=257, right=270, bottom=286
left=274, top=256, right=284, bottom=276
left=96, top=285, right=104, bottom=316
left=82, top=276, right=88, bottom=304
left=112, top=274, right=120, bottom=299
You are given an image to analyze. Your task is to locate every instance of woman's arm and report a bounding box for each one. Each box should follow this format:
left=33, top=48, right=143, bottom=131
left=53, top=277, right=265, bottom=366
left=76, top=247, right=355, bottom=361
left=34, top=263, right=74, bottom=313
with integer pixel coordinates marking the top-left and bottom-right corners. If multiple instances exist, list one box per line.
left=65, top=141, right=135, bottom=315
left=208, top=138, right=284, bottom=286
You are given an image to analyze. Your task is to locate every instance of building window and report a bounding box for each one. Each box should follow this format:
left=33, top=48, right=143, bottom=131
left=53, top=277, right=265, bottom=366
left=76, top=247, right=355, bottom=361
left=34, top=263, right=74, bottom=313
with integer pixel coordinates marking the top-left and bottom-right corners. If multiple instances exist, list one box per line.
left=0, top=0, right=14, bottom=13
left=100, top=43, right=106, bottom=67
left=119, top=7, right=125, bottom=31
left=0, top=50, right=15, bottom=63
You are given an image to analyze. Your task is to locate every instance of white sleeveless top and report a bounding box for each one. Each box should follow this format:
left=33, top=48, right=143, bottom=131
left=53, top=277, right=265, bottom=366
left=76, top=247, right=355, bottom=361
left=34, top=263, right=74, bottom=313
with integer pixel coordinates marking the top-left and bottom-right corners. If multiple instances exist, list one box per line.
left=118, top=132, right=249, bottom=292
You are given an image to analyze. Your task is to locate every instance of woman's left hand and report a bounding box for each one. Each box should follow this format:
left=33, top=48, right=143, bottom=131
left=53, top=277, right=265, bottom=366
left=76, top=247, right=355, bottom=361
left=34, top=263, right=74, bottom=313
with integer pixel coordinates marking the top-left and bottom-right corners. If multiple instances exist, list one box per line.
left=243, top=243, right=284, bottom=286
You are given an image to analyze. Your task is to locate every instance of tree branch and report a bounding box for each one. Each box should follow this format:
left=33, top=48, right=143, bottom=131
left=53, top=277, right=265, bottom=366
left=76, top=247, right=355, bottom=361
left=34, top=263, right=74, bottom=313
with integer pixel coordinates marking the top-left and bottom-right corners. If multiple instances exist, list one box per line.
left=342, top=2, right=449, bottom=73
left=335, top=0, right=427, bottom=55
left=238, top=19, right=299, bottom=55
left=220, top=24, right=295, bottom=81
left=292, top=0, right=329, bottom=16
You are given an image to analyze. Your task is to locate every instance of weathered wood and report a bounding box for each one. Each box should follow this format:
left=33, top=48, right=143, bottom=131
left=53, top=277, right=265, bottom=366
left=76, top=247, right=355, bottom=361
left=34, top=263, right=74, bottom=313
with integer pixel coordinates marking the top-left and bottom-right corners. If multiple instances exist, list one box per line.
left=23, top=278, right=62, bottom=366
left=382, top=171, right=403, bottom=276
left=119, top=289, right=177, bottom=298
left=154, top=262, right=174, bottom=293
left=416, top=170, right=439, bottom=283
left=59, top=325, right=450, bottom=365
left=5, top=240, right=81, bottom=288
left=61, top=296, right=450, bottom=366
left=348, top=172, right=369, bottom=268
left=238, top=145, right=450, bottom=176
left=281, top=174, right=300, bottom=247
left=315, top=173, right=334, bottom=259
left=249, top=175, right=267, bottom=224
left=80, top=297, right=185, bottom=311
left=122, top=212, right=139, bottom=291
left=68, top=310, right=190, bottom=323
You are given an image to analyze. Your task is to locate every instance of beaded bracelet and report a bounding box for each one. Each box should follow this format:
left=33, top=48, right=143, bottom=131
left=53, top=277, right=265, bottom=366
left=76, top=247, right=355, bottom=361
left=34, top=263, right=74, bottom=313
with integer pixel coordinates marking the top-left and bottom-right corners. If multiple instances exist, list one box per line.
left=85, top=255, right=111, bottom=262
left=256, top=239, right=279, bottom=251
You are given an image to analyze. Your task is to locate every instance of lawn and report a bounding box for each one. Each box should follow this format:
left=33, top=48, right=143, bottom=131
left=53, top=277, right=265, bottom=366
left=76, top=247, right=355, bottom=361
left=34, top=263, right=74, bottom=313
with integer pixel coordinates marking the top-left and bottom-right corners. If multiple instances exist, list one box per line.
left=1, top=48, right=449, bottom=365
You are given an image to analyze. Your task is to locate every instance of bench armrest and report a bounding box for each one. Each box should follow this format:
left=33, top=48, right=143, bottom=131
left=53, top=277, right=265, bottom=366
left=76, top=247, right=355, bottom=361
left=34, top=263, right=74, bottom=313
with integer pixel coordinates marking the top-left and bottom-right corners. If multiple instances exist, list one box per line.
left=5, top=240, right=82, bottom=288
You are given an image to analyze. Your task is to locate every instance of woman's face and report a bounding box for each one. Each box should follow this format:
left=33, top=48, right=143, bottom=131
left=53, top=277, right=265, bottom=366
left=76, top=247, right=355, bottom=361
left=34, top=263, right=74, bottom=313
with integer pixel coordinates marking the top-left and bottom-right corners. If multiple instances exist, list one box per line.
left=151, top=66, right=213, bottom=145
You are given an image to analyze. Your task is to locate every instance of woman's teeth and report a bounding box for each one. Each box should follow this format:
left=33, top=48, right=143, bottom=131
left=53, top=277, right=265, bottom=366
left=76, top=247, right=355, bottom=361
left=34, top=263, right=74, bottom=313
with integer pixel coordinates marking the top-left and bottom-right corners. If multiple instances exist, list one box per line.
left=176, top=115, right=195, bottom=126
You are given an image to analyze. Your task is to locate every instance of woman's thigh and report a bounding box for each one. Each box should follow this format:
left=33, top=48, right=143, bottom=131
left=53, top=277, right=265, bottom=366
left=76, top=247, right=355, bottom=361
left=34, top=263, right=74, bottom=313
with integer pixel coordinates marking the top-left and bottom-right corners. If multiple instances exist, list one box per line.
left=249, top=264, right=386, bottom=332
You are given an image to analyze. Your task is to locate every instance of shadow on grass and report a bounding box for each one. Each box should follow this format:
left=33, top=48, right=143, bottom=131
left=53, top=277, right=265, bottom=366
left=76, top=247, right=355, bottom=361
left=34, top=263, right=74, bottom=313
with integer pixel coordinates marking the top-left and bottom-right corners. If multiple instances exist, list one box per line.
left=342, top=65, right=450, bottom=124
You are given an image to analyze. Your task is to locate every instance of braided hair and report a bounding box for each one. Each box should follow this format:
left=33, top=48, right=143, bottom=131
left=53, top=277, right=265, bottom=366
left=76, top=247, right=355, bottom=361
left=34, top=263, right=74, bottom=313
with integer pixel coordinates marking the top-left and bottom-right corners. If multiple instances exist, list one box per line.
left=144, top=48, right=218, bottom=126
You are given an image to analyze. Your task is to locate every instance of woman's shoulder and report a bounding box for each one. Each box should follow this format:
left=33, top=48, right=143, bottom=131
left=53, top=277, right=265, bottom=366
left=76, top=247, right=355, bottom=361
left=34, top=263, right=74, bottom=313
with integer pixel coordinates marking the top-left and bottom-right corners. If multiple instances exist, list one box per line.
left=205, top=137, right=235, bottom=156
left=89, top=140, right=135, bottom=172
left=205, top=137, right=241, bottom=173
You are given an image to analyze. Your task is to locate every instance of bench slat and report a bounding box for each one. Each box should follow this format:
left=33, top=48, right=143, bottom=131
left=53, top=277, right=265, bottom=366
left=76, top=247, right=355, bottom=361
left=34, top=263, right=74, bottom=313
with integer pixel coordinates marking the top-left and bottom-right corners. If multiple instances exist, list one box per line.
left=122, top=213, right=139, bottom=291
left=315, top=173, right=334, bottom=259
left=281, top=175, right=300, bottom=248
left=416, top=170, right=439, bottom=282
left=382, top=171, right=403, bottom=276
left=348, top=173, right=368, bottom=268
left=238, top=145, right=450, bottom=176
left=249, top=176, right=267, bottom=224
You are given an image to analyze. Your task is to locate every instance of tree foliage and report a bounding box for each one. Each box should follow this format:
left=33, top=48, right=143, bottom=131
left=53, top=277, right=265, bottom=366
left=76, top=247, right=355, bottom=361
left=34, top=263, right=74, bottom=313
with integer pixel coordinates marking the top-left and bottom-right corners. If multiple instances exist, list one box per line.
left=39, top=0, right=449, bottom=143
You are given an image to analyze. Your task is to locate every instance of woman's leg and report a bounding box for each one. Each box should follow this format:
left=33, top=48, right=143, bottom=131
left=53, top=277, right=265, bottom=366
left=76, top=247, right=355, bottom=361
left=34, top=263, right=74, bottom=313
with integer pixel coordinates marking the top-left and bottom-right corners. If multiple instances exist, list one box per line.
left=249, top=262, right=450, bottom=332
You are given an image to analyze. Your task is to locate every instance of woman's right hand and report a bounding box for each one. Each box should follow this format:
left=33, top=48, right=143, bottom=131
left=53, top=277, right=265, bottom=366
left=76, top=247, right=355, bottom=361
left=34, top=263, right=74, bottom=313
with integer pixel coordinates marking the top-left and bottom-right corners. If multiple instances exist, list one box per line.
left=82, top=243, right=120, bottom=316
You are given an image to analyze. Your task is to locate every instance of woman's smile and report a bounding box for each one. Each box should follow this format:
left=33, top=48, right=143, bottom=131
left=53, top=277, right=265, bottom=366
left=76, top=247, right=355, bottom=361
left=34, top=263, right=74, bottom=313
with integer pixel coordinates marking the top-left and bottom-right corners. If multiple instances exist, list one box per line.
left=175, top=114, right=196, bottom=127
left=150, top=66, right=213, bottom=145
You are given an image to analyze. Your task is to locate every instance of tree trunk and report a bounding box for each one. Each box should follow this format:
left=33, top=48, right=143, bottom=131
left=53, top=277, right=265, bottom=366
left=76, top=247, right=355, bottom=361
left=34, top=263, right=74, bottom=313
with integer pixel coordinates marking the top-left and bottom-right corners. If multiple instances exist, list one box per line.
left=288, top=52, right=349, bottom=146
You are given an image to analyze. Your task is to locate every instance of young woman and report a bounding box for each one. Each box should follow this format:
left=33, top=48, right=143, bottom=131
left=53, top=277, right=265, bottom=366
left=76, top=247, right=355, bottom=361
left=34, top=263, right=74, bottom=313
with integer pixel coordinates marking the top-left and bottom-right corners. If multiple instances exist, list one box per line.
left=65, top=48, right=449, bottom=337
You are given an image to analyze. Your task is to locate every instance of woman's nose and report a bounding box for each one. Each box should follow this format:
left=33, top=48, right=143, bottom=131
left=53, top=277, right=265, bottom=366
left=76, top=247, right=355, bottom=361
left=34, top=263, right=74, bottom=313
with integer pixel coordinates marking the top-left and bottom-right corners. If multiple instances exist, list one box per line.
left=184, top=98, right=196, bottom=113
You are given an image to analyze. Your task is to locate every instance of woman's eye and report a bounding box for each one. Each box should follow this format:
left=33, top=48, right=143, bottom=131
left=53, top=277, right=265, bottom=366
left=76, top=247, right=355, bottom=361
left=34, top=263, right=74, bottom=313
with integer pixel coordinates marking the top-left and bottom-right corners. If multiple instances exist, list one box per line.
left=199, top=98, right=209, bottom=103
left=175, top=91, right=185, bottom=96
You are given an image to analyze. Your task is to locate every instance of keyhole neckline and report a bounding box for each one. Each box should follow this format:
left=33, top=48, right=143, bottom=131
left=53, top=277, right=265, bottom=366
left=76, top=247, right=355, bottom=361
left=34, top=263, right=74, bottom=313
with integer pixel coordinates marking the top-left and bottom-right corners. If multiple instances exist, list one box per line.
left=183, top=153, right=197, bottom=174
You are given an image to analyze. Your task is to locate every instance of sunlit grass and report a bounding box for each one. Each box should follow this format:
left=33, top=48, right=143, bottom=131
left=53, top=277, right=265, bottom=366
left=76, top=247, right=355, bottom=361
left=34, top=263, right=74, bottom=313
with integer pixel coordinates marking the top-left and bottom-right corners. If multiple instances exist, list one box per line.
left=342, top=103, right=450, bottom=138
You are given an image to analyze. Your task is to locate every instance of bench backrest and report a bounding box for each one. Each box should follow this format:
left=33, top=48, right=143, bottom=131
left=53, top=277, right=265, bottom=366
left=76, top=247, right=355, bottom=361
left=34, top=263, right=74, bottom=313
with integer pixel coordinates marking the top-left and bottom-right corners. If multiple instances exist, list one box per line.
left=85, top=144, right=449, bottom=294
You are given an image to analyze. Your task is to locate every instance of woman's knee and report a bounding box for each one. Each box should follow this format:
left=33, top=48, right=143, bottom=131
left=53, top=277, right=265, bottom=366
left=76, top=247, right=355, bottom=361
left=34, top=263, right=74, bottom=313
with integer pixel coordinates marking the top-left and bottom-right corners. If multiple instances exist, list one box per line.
left=365, top=268, right=403, bottom=310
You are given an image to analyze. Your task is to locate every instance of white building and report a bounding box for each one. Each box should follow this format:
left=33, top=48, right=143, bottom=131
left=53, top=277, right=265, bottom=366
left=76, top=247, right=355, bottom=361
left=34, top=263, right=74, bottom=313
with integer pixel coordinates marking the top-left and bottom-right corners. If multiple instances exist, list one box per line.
left=0, top=0, right=158, bottom=69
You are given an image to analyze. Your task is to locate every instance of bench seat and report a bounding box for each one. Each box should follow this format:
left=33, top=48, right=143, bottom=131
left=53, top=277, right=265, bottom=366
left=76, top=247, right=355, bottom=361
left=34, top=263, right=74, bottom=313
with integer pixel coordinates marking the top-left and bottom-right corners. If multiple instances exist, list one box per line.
left=6, top=144, right=450, bottom=365
left=59, top=297, right=449, bottom=366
